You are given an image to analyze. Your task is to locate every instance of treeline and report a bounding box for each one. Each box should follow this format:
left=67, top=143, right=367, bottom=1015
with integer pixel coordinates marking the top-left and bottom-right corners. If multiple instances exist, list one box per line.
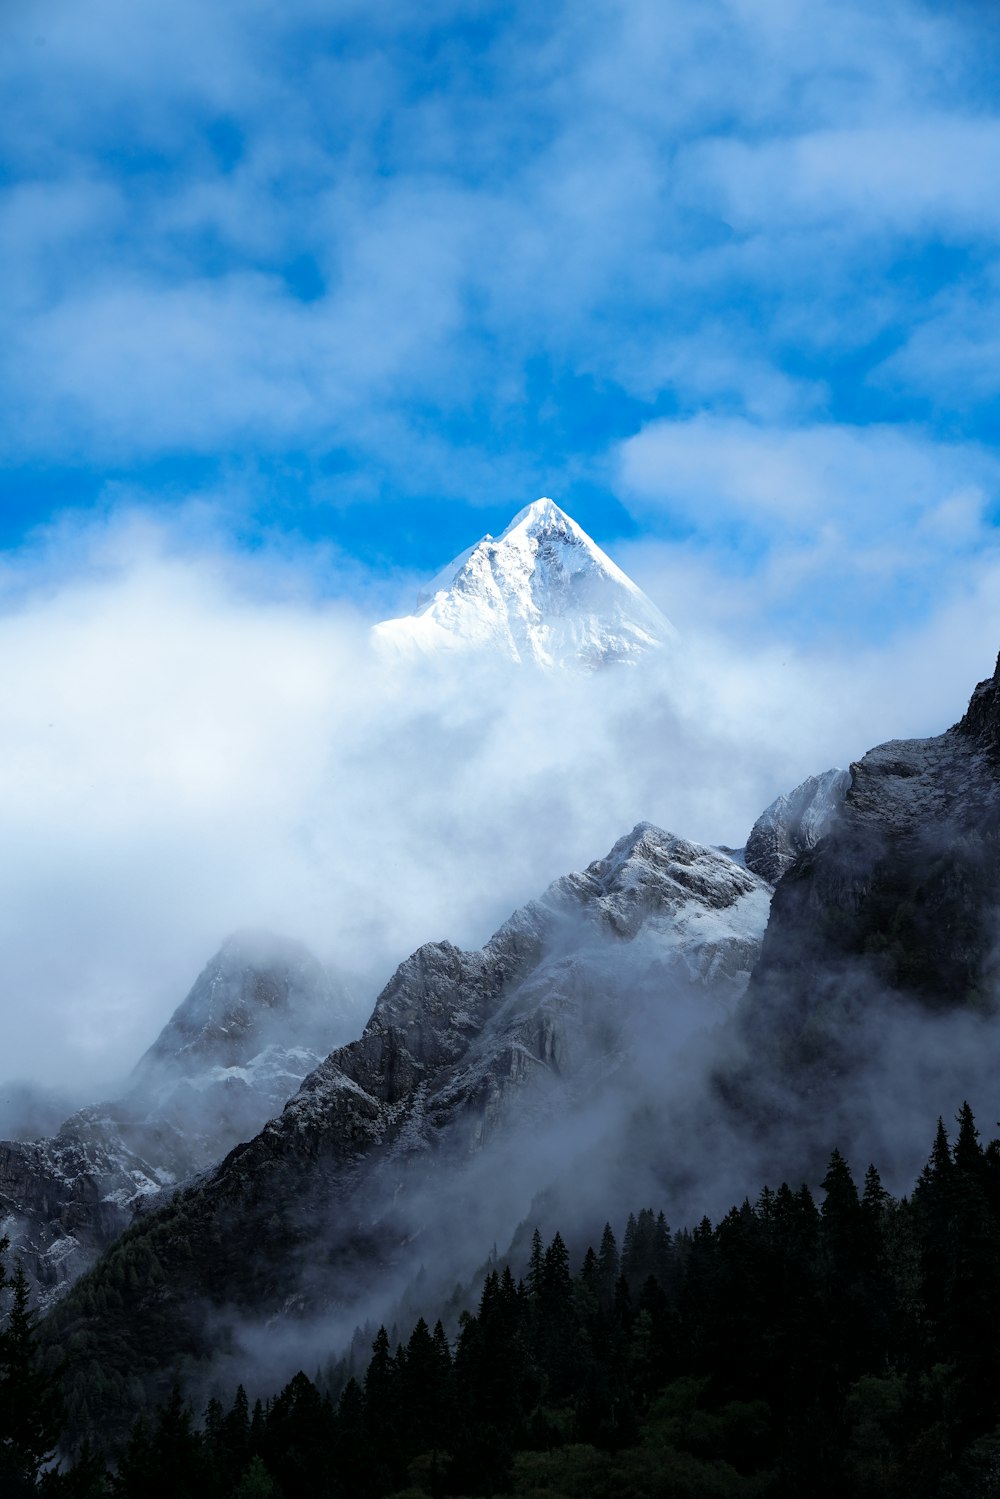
left=13, top=1103, right=1000, bottom=1496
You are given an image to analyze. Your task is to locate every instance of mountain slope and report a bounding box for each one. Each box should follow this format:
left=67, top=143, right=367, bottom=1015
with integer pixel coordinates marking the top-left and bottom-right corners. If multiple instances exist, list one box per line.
left=131, top=931, right=352, bottom=1153
left=719, top=651, right=1000, bottom=1173
left=0, top=934, right=351, bottom=1305
left=744, top=767, right=851, bottom=885
left=50, top=827, right=770, bottom=1431
left=372, top=498, right=675, bottom=669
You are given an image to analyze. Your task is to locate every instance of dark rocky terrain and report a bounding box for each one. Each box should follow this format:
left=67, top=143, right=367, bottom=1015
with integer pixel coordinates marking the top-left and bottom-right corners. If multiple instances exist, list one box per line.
left=0, top=934, right=351, bottom=1305
left=39, top=650, right=1000, bottom=1448
left=47, top=827, right=772, bottom=1433
left=744, top=767, right=850, bottom=884
left=721, top=651, right=1000, bottom=1176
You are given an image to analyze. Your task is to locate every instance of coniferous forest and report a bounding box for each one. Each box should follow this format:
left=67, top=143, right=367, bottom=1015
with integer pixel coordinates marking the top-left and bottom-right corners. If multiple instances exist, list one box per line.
left=8, top=1104, right=1000, bottom=1498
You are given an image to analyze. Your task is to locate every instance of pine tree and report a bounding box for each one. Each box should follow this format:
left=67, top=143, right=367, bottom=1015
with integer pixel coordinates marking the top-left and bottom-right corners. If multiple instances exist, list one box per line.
left=943, top=1104, right=1000, bottom=1431
left=536, top=1233, right=576, bottom=1395
left=821, top=1149, right=860, bottom=1235
left=526, top=1229, right=544, bottom=1305
left=621, top=1213, right=639, bottom=1286
left=0, top=1257, right=65, bottom=1490
left=541, top=1233, right=572, bottom=1314
left=363, top=1325, right=395, bottom=1428
left=398, top=1316, right=453, bottom=1457
left=261, top=1371, right=331, bottom=1497
left=332, top=1378, right=370, bottom=1498
left=234, top=1455, right=275, bottom=1499
left=913, top=1116, right=957, bottom=1357
left=654, top=1212, right=673, bottom=1289
left=954, top=1101, right=985, bottom=1179
left=596, top=1223, right=620, bottom=1310
left=579, top=1246, right=599, bottom=1297
left=362, top=1323, right=400, bottom=1485
left=221, top=1384, right=251, bottom=1475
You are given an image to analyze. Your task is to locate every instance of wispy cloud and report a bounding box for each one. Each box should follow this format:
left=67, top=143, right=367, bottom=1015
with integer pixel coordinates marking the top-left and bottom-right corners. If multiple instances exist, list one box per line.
left=616, top=415, right=1000, bottom=638
left=3, top=0, right=998, bottom=556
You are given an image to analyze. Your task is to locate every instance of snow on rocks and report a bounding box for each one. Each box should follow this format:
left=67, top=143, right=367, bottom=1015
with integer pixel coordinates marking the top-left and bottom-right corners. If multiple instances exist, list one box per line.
left=0, top=932, right=353, bottom=1306
left=744, top=768, right=851, bottom=885
left=372, top=498, right=676, bottom=670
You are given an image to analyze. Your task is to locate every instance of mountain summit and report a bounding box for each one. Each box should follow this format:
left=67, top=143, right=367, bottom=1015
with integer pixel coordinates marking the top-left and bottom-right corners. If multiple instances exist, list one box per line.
left=373, top=497, right=676, bottom=669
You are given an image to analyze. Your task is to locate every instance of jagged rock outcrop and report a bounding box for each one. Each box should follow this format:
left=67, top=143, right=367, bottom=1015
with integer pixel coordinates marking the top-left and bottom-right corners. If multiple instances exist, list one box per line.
left=49, top=827, right=770, bottom=1432
left=0, top=934, right=351, bottom=1305
left=727, top=651, right=1000, bottom=1127
left=744, top=767, right=851, bottom=885
left=130, top=931, right=352, bottom=1156
left=282, top=824, right=768, bottom=1154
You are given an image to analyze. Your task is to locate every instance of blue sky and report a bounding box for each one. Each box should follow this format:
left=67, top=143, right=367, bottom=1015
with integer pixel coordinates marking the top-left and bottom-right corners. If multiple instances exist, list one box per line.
left=4, top=0, right=1000, bottom=642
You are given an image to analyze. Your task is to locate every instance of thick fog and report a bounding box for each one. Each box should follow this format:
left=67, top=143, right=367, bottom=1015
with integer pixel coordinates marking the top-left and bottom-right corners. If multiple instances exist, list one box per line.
left=0, top=509, right=995, bottom=1103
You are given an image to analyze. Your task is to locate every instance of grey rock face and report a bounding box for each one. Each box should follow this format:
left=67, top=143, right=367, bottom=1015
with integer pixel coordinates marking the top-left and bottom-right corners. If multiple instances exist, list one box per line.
left=130, top=932, right=352, bottom=1160
left=0, top=933, right=351, bottom=1306
left=280, top=825, right=770, bottom=1159
left=729, top=652, right=1000, bottom=1124
left=49, top=827, right=772, bottom=1428
left=744, top=768, right=851, bottom=885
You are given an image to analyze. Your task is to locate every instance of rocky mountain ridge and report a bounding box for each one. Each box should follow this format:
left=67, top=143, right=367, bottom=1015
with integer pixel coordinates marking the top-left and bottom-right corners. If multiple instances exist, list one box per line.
left=744, top=767, right=850, bottom=885
left=50, top=650, right=1000, bottom=1437
left=719, top=651, right=1000, bottom=1179
left=750, top=651, right=1000, bottom=1021
left=49, top=825, right=773, bottom=1427
left=0, top=934, right=351, bottom=1305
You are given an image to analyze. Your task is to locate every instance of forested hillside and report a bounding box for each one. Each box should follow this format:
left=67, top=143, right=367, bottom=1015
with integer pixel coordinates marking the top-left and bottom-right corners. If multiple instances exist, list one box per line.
left=8, top=1103, right=1000, bottom=1497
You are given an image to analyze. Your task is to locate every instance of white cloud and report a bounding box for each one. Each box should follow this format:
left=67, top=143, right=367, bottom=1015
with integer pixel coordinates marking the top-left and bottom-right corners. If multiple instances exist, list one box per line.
left=618, top=413, right=999, bottom=536
left=1, top=0, right=996, bottom=486
left=683, top=118, right=1000, bottom=236
left=0, top=511, right=754, bottom=1085
left=3, top=496, right=1000, bottom=1095
left=614, top=416, right=1000, bottom=646
left=873, top=267, right=1000, bottom=409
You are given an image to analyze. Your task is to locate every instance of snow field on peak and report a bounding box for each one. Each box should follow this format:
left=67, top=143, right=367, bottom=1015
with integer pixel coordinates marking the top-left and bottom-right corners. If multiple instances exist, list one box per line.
left=372, top=498, right=676, bottom=670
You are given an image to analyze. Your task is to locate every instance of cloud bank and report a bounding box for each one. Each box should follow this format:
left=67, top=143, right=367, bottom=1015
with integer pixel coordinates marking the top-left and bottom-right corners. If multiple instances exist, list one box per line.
left=1, top=503, right=997, bottom=1100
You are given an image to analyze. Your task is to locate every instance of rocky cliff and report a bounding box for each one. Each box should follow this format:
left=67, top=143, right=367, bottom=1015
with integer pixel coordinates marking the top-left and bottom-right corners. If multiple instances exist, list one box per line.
left=48, top=827, right=770, bottom=1431
left=720, top=652, right=1000, bottom=1169
left=0, top=934, right=350, bottom=1305
left=744, top=767, right=851, bottom=885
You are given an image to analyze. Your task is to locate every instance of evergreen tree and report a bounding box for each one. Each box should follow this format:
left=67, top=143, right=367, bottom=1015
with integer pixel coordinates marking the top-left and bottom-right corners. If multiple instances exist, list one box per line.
left=954, top=1101, right=985, bottom=1179
left=221, top=1384, right=251, bottom=1476
left=820, top=1149, right=861, bottom=1249
left=397, top=1315, right=453, bottom=1458
left=261, top=1371, right=332, bottom=1497
left=525, top=1229, right=544, bottom=1305
left=0, top=1255, right=65, bottom=1492
left=596, top=1223, right=620, bottom=1309
left=332, top=1378, right=370, bottom=1499
left=942, top=1104, right=1000, bottom=1432
left=913, top=1115, right=958, bottom=1356
left=362, top=1327, right=399, bottom=1489
left=578, top=1246, right=599, bottom=1299
left=233, top=1455, right=275, bottom=1499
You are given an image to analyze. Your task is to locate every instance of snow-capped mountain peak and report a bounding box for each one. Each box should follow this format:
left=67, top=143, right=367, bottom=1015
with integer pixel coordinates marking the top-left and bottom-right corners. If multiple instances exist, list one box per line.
left=373, top=497, right=676, bottom=670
